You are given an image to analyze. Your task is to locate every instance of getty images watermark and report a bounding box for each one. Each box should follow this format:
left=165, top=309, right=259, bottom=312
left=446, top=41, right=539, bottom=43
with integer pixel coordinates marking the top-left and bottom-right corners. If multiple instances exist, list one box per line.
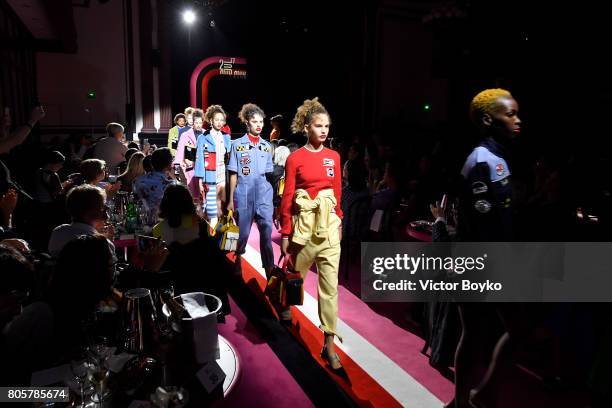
left=361, top=242, right=612, bottom=302
left=371, top=253, right=503, bottom=293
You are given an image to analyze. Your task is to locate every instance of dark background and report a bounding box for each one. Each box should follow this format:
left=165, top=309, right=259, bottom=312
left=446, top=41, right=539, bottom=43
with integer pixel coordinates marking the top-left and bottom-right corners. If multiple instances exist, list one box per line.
left=166, top=0, right=612, bottom=155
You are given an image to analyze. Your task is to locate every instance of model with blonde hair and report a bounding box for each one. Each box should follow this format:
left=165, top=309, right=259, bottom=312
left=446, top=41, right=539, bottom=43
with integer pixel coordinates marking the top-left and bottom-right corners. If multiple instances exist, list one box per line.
left=280, top=97, right=344, bottom=371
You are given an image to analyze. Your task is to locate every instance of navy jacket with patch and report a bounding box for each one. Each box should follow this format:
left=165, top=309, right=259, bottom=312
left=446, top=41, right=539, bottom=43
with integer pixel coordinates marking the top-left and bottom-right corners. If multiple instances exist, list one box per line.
left=458, top=137, right=514, bottom=241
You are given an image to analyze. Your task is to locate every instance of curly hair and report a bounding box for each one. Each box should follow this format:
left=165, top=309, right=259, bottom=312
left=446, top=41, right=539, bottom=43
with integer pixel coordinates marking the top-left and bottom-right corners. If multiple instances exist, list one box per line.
left=184, top=107, right=195, bottom=116
left=238, top=103, right=265, bottom=124
left=205, top=104, right=227, bottom=123
left=173, top=113, right=186, bottom=124
left=290, top=97, right=330, bottom=134
left=469, top=88, right=513, bottom=124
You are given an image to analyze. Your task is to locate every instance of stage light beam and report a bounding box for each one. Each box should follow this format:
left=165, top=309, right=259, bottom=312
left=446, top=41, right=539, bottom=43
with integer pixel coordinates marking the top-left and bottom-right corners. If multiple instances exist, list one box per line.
left=183, top=10, right=196, bottom=24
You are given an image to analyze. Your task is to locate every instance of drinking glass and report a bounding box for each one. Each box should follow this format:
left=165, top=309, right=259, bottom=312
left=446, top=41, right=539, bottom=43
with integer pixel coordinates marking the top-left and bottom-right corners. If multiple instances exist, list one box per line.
left=69, top=351, right=95, bottom=408
left=85, top=359, right=110, bottom=404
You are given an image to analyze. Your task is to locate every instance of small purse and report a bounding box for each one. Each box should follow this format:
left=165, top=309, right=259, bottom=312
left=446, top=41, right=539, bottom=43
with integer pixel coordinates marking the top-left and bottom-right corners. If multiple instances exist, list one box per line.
left=216, top=210, right=239, bottom=252
left=267, top=255, right=304, bottom=306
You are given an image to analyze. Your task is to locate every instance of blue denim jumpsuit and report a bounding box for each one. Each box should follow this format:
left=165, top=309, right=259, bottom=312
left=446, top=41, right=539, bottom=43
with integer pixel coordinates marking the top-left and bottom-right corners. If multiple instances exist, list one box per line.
left=227, top=134, right=274, bottom=269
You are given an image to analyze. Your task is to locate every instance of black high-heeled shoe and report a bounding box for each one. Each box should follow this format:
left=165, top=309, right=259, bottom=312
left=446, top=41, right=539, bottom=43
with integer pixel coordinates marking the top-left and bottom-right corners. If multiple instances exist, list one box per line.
left=321, top=345, right=343, bottom=370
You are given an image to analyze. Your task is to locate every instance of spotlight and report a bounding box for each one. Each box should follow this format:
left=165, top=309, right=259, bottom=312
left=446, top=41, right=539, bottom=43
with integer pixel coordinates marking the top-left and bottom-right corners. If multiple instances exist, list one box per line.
left=210, top=19, right=216, bottom=27
left=183, top=10, right=196, bottom=24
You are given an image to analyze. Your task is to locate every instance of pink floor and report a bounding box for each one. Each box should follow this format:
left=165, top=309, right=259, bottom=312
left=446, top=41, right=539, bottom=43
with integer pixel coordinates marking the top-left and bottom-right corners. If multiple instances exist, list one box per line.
left=248, top=226, right=454, bottom=402
left=214, top=297, right=315, bottom=408
left=245, top=225, right=591, bottom=408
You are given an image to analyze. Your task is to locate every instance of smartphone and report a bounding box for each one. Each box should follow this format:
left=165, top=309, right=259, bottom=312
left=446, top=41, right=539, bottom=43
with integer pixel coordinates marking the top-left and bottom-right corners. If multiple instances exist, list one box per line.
left=440, top=194, right=448, bottom=209
left=173, top=163, right=181, bottom=176
left=108, top=174, right=118, bottom=184
left=137, top=234, right=159, bottom=252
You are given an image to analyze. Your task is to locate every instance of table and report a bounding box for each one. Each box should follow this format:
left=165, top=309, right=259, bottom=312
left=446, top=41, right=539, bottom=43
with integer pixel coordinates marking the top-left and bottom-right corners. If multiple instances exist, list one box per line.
left=114, top=234, right=136, bottom=261
left=31, top=335, right=240, bottom=405
left=217, top=335, right=240, bottom=396
left=406, top=223, right=433, bottom=242
left=406, top=221, right=456, bottom=242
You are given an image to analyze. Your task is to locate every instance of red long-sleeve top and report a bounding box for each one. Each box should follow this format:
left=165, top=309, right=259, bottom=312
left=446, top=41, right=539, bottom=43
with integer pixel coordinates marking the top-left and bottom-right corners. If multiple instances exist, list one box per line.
left=280, top=146, right=343, bottom=237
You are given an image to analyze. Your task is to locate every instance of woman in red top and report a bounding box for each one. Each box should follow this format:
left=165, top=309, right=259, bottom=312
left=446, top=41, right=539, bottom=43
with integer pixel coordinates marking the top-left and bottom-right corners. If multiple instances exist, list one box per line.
left=280, top=98, right=343, bottom=371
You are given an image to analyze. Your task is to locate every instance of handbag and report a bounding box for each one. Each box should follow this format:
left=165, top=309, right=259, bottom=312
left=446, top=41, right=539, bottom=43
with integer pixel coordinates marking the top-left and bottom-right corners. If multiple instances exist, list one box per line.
left=266, top=255, right=304, bottom=306
left=216, top=210, right=239, bottom=252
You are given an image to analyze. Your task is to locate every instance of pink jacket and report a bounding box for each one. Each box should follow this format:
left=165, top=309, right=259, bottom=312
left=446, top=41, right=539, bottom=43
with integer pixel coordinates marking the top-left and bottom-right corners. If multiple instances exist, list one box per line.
left=174, top=128, right=199, bottom=166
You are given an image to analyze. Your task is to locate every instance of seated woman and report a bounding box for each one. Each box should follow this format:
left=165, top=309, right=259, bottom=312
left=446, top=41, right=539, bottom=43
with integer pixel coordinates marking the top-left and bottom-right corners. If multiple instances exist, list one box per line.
left=152, top=184, right=204, bottom=245
left=151, top=185, right=230, bottom=316
left=34, top=150, right=72, bottom=204
left=118, top=151, right=145, bottom=193
left=80, top=158, right=121, bottom=198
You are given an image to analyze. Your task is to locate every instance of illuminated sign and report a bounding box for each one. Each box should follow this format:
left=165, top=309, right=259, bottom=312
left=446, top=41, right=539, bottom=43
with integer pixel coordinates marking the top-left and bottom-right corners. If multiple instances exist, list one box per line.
left=190, top=56, right=248, bottom=110
left=219, top=58, right=247, bottom=78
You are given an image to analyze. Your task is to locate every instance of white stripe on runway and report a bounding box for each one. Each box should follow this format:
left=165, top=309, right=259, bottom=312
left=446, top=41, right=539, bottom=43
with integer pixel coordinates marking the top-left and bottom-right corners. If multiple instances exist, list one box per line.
left=242, top=244, right=443, bottom=408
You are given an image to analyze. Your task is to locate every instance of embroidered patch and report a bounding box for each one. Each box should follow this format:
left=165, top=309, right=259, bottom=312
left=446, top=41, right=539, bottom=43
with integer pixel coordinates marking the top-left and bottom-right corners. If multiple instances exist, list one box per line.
left=240, top=152, right=249, bottom=157
left=236, top=145, right=248, bottom=152
left=323, top=158, right=334, bottom=167
left=474, top=199, right=492, bottom=213
left=259, top=145, right=271, bottom=153
left=205, top=152, right=217, bottom=170
left=242, top=166, right=251, bottom=176
left=240, top=157, right=251, bottom=165
left=472, top=181, right=488, bottom=195
left=496, top=163, right=505, bottom=176
left=326, top=167, right=334, bottom=177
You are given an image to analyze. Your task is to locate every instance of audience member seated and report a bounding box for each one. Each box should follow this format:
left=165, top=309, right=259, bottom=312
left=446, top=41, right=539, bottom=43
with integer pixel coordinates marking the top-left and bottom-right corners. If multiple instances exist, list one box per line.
left=371, top=161, right=401, bottom=211
left=162, top=236, right=231, bottom=318
left=118, top=151, right=145, bottom=193
left=93, top=122, right=128, bottom=172
left=347, top=142, right=365, bottom=163
left=34, top=150, right=73, bottom=204
left=341, top=159, right=370, bottom=217
left=134, top=147, right=178, bottom=211
left=47, top=234, right=116, bottom=354
left=80, top=158, right=121, bottom=197
left=48, top=185, right=115, bottom=257
left=61, top=134, right=92, bottom=172
left=117, top=147, right=139, bottom=175
left=339, top=159, right=371, bottom=281
left=152, top=184, right=203, bottom=245
left=32, top=151, right=73, bottom=249
left=0, top=244, right=53, bottom=385
left=143, top=155, right=154, bottom=173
